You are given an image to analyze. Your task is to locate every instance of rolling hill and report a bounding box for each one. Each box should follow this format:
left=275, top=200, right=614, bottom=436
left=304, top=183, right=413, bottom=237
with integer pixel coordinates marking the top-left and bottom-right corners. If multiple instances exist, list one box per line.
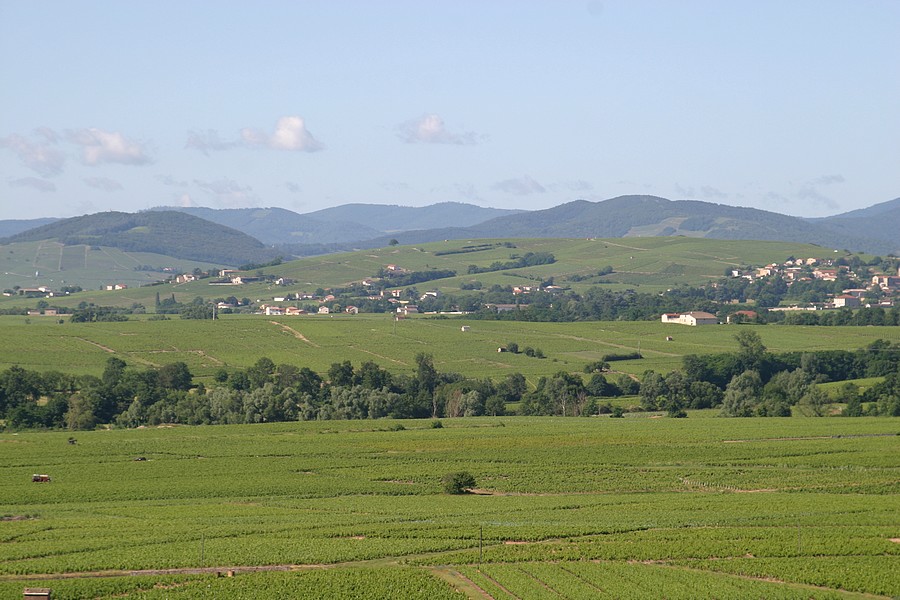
left=303, top=201, right=523, bottom=232
left=360, top=196, right=899, bottom=255
left=1, top=237, right=830, bottom=311
left=0, top=211, right=278, bottom=266
left=150, top=202, right=521, bottom=246
left=0, top=217, right=60, bottom=238
left=149, top=206, right=383, bottom=245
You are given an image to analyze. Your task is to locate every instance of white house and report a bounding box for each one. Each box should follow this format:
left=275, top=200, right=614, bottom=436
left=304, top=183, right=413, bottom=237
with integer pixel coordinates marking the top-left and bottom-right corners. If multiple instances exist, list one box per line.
left=662, top=311, right=718, bottom=326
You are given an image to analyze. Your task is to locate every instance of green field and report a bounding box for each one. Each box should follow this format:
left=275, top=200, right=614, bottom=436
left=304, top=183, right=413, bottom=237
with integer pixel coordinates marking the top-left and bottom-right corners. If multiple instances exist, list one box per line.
left=0, top=237, right=831, bottom=310
left=0, top=240, right=224, bottom=293
left=2, top=315, right=898, bottom=384
left=1, top=417, right=898, bottom=598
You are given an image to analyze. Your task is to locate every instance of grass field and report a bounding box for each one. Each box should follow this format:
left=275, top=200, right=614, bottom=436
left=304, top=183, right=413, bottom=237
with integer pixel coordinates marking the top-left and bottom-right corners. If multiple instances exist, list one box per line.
left=1, top=416, right=898, bottom=598
left=2, top=315, right=899, bottom=384
left=0, top=237, right=830, bottom=310
left=0, top=240, right=224, bottom=293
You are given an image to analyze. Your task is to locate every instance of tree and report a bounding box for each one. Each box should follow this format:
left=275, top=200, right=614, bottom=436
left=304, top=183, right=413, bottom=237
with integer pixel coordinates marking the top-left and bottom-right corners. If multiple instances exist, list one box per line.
left=735, top=330, right=766, bottom=372
left=639, top=371, right=666, bottom=411
left=158, top=362, right=193, bottom=391
left=721, top=370, right=763, bottom=417
left=441, top=471, right=476, bottom=494
left=388, top=239, right=399, bottom=246
left=799, top=385, right=830, bottom=417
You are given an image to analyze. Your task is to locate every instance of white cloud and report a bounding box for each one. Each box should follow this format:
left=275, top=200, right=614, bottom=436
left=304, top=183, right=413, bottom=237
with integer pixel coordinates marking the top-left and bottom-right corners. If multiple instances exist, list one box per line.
left=67, top=128, right=152, bottom=166
left=83, top=177, right=123, bottom=192
left=177, top=193, right=195, bottom=207
left=0, top=131, right=66, bottom=176
left=491, top=175, right=546, bottom=195
left=8, top=177, right=57, bottom=192
left=397, top=114, right=482, bottom=145
left=285, top=181, right=301, bottom=193
left=241, top=116, right=323, bottom=152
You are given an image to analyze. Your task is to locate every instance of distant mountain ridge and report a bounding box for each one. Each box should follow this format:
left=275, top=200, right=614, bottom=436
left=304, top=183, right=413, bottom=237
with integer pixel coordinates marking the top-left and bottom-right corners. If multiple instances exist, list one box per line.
left=303, top=202, right=523, bottom=232
left=0, top=217, right=60, bottom=238
left=2, top=196, right=897, bottom=262
left=150, top=202, right=521, bottom=245
left=358, top=196, right=899, bottom=255
left=0, top=211, right=278, bottom=266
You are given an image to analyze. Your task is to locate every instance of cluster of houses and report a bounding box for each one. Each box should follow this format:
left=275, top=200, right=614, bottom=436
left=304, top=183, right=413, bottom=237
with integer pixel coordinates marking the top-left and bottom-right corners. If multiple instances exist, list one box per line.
left=730, top=258, right=900, bottom=310
left=662, top=260, right=900, bottom=325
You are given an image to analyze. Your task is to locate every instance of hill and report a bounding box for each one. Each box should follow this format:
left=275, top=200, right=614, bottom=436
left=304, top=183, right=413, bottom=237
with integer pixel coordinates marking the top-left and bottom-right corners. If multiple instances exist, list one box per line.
left=0, top=217, right=60, bottom=238
left=361, top=196, right=899, bottom=255
left=0, top=240, right=225, bottom=292
left=303, top=201, right=522, bottom=233
left=150, top=202, right=520, bottom=246
left=813, top=198, right=900, bottom=254
left=3, top=237, right=829, bottom=311
left=149, top=206, right=383, bottom=245
left=0, top=210, right=279, bottom=266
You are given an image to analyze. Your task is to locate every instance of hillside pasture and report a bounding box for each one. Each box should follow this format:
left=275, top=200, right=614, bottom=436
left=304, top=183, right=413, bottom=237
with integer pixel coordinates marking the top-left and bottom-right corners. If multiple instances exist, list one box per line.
left=0, top=417, right=897, bottom=598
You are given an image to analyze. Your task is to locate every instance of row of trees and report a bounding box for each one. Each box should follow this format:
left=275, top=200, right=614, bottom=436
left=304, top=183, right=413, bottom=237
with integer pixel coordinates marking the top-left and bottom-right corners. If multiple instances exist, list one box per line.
left=3, top=333, right=899, bottom=430
left=639, top=332, right=900, bottom=417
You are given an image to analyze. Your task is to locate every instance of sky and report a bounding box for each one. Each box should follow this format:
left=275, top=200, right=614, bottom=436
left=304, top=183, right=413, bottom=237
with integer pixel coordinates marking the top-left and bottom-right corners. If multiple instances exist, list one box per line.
left=1, top=1, right=898, bottom=221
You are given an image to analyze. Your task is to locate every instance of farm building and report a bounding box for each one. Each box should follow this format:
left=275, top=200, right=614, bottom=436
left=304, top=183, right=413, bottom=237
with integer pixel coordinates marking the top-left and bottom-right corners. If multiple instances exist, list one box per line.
left=662, top=312, right=718, bottom=326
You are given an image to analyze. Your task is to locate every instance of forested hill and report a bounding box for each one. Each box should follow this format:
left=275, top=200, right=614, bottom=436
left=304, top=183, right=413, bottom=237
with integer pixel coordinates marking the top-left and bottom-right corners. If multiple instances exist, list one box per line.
left=150, top=206, right=383, bottom=245
left=303, top=201, right=523, bottom=232
left=0, top=211, right=279, bottom=266
left=0, top=217, right=60, bottom=238
left=813, top=197, right=900, bottom=254
left=361, top=195, right=898, bottom=255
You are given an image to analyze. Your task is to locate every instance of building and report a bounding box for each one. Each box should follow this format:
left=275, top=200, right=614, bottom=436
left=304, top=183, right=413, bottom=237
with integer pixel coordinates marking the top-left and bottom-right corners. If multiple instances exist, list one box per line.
left=662, top=311, right=718, bottom=326
left=833, top=295, right=861, bottom=308
left=726, top=310, right=758, bottom=324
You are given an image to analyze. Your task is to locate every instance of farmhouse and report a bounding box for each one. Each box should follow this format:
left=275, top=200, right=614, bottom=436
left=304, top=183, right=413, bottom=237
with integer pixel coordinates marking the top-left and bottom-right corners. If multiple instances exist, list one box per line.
left=726, top=310, right=758, bottom=324
left=661, top=311, right=718, bottom=326
left=832, top=295, right=861, bottom=308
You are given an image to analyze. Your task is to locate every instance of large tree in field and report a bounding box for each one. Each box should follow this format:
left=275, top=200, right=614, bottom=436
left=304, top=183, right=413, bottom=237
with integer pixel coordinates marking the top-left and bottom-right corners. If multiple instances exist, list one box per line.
left=734, top=330, right=767, bottom=373
left=721, top=370, right=763, bottom=417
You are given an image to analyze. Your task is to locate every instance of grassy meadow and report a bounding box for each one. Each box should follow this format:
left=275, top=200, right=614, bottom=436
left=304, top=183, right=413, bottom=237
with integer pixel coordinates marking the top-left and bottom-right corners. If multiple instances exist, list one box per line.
left=1, top=416, right=898, bottom=598
left=2, top=314, right=899, bottom=384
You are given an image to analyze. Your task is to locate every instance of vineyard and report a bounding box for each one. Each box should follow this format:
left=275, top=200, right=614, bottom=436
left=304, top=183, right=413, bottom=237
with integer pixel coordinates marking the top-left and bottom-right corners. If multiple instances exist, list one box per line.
left=2, top=315, right=899, bottom=382
left=1, top=416, right=898, bottom=598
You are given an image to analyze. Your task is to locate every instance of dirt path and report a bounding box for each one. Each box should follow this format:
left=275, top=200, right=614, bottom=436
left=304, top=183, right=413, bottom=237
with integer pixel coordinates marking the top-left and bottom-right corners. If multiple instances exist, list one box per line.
left=352, top=346, right=409, bottom=366
left=73, top=337, right=116, bottom=353
left=429, top=567, right=494, bottom=599
left=270, top=321, right=319, bottom=347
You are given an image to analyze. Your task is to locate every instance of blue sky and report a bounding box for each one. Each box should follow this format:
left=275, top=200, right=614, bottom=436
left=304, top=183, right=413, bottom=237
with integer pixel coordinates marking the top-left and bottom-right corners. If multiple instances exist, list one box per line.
left=1, top=1, right=898, bottom=220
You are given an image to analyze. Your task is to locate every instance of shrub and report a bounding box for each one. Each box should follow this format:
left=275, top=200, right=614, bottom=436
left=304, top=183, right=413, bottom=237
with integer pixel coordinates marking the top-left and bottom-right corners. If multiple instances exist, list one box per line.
left=441, top=471, right=476, bottom=494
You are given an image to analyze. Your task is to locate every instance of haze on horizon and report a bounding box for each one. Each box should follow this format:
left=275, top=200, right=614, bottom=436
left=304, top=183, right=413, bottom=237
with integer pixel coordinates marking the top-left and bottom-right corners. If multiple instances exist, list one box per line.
left=1, top=1, right=898, bottom=221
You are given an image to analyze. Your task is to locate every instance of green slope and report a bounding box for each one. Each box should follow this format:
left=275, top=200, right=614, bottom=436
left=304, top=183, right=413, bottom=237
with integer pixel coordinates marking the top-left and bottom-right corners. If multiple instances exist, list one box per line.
left=0, top=240, right=225, bottom=292
left=0, top=210, right=278, bottom=266
left=0, top=237, right=832, bottom=313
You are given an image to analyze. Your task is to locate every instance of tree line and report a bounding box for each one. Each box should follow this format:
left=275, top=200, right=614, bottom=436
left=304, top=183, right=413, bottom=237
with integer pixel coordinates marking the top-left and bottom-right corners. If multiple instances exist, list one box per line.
left=2, top=335, right=898, bottom=430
